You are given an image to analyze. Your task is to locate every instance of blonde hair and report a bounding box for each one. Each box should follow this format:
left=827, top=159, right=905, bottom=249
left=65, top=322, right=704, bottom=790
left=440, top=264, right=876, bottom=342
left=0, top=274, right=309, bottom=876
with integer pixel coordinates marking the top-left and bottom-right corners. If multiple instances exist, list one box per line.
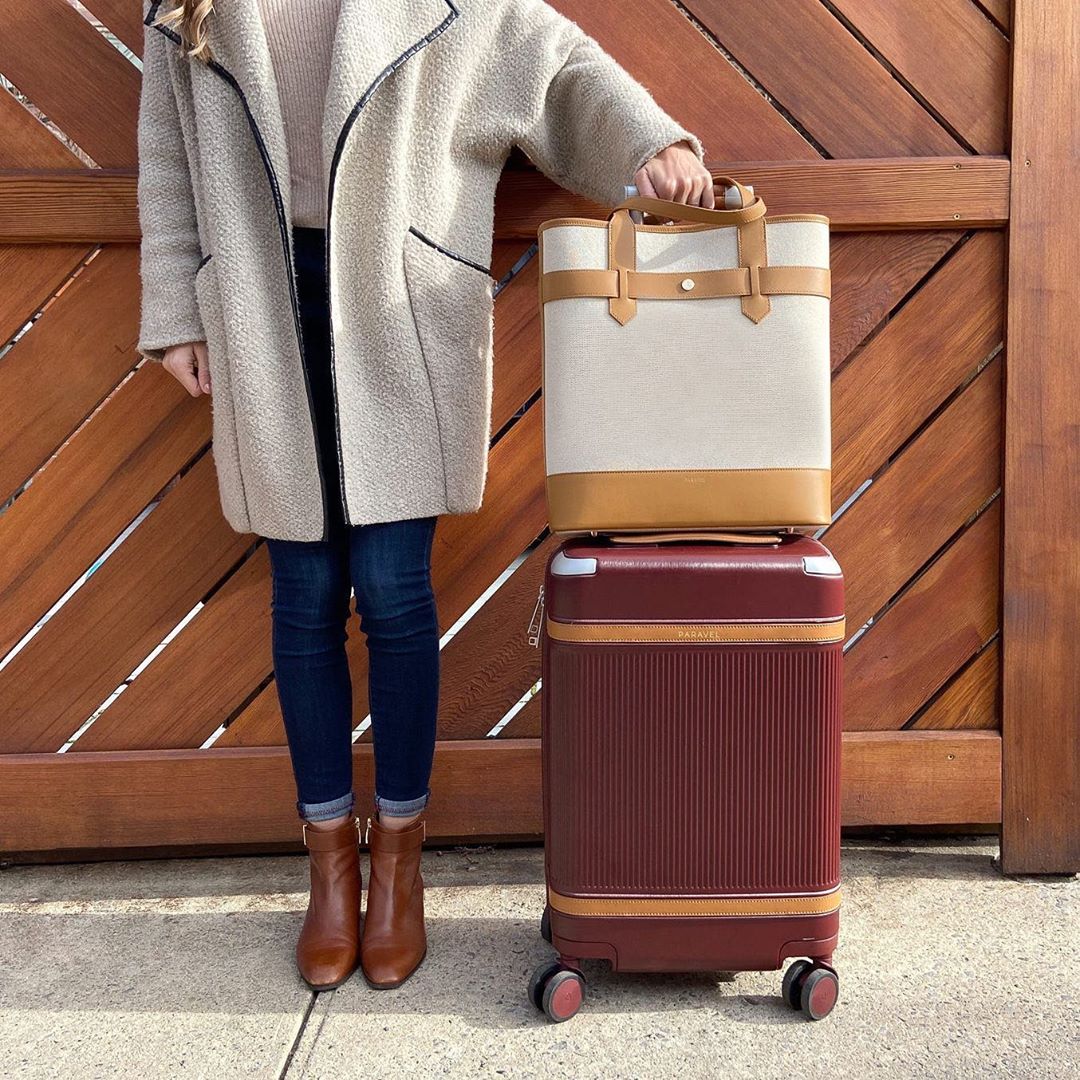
left=152, top=0, right=215, bottom=63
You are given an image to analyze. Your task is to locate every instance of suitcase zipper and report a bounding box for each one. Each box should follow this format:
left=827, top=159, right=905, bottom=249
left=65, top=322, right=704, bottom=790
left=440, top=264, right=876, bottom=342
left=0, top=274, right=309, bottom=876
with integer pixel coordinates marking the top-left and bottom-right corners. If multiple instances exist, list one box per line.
left=527, top=584, right=545, bottom=647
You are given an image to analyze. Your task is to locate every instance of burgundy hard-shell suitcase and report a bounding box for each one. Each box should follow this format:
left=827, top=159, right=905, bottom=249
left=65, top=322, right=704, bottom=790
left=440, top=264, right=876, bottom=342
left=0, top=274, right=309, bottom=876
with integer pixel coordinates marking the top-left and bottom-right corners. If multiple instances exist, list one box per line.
left=528, top=533, right=845, bottom=1022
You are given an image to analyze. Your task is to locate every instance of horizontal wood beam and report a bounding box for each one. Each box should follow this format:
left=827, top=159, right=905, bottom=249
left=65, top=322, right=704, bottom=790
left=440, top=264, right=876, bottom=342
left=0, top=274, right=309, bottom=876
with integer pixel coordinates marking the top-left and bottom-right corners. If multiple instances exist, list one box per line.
left=0, top=157, right=1010, bottom=243
left=0, top=731, right=1000, bottom=860
left=495, top=156, right=1010, bottom=236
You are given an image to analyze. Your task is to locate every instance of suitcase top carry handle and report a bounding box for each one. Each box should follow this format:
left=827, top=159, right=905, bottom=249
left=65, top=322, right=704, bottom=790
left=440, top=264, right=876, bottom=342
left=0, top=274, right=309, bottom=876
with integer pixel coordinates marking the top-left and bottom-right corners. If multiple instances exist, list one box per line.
left=607, top=531, right=783, bottom=545
left=615, top=176, right=766, bottom=227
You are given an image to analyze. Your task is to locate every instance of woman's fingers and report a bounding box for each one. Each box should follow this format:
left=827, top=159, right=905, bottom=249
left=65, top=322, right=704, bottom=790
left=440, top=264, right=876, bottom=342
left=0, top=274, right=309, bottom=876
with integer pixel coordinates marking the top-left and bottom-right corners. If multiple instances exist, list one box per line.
left=633, top=139, right=714, bottom=209
left=194, top=341, right=212, bottom=395
left=162, top=342, right=207, bottom=397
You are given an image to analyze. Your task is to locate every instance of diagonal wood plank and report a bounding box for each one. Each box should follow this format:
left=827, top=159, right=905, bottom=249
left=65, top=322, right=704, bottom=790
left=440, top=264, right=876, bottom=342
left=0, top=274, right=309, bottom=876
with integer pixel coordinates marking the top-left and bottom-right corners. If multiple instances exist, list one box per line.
left=0, top=363, right=210, bottom=658
left=911, top=640, right=999, bottom=731
left=0, top=87, right=83, bottom=168
left=492, top=249, right=541, bottom=430
left=0, top=244, right=92, bottom=345
left=0, top=0, right=140, bottom=167
left=433, top=534, right=557, bottom=741
left=78, top=0, right=146, bottom=56
left=829, top=0, right=1008, bottom=153
left=0, top=245, right=140, bottom=503
left=70, top=544, right=272, bottom=752
left=844, top=500, right=1001, bottom=732
left=681, top=0, right=963, bottom=156
left=974, top=0, right=1010, bottom=34
left=501, top=691, right=541, bottom=739
left=826, top=356, right=1001, bottom=634
left=2, top=456, right=251, bottom=754
left=832, top=229, right=1005, bottom=508
left=829, top=230, right=963, bottom=369
left=552, top=0, right=818, bottom=161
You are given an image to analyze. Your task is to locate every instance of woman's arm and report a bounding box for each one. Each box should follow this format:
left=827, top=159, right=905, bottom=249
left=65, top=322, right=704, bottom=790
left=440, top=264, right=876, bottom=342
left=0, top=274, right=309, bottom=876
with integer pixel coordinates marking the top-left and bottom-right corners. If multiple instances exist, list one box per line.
left=135, top=7, right=207, bottom=375
left=498, top=0, right=710, bottom=208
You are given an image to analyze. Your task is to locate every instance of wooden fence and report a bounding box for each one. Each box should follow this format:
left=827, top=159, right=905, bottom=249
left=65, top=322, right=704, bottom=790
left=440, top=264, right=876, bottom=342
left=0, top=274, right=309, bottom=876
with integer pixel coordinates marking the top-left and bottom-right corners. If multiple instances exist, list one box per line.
left=0, top=1, right=1075, bottom=873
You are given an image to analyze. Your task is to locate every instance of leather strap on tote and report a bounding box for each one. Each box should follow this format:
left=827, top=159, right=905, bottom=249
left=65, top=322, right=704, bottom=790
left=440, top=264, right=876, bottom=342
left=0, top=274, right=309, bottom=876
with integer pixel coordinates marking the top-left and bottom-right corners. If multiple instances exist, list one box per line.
left=606, top=177, right=772, bottom=325
left=541, top=264, right=830, bottom=303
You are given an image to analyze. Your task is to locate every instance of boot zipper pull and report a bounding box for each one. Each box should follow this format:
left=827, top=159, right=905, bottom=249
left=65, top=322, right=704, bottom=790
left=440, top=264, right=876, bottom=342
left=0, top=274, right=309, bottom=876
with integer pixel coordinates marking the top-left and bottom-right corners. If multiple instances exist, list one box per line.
left=527, top=583, right=545, bottom=647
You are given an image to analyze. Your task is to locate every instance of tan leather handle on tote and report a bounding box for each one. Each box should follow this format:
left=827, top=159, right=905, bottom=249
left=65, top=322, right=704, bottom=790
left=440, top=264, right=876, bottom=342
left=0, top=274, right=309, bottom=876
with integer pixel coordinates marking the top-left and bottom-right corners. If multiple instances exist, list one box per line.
left=607, top=174, right=772, bottom=325
left=612, top=176, right=767, bottom=226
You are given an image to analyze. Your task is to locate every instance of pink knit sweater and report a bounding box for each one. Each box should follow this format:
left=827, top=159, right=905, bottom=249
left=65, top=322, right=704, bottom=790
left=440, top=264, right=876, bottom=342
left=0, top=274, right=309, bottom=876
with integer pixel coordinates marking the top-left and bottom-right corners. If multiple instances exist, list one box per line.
left=256, top=0, right=342, bottom=228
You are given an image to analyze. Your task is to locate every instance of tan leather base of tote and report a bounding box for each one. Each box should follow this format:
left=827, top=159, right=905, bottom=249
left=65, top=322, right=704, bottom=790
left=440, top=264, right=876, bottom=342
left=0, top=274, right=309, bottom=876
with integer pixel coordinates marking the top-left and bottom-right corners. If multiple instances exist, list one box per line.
left=546, top=468, right=830, bottom=535
left=539, top=176, right=832, bottom=536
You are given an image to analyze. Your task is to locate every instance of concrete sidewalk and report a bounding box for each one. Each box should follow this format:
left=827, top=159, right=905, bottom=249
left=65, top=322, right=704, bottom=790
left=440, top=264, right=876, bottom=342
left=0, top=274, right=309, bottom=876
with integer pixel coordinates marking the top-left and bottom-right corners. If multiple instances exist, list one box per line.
left=0, top=838, right=1075, bottom=1079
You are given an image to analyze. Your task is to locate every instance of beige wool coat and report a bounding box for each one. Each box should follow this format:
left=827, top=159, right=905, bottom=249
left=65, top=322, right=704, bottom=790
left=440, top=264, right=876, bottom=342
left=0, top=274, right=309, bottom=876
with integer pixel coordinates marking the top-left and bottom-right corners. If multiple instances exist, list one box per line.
left=137, top=0, right=705, bottom=541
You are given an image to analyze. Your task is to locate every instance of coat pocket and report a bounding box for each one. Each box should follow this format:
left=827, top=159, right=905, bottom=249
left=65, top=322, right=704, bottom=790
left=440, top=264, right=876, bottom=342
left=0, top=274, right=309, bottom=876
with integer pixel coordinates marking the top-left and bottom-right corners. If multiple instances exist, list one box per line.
left=402, top=226, right=496, bottom=513
left=193, top=253, right=251, bottom=532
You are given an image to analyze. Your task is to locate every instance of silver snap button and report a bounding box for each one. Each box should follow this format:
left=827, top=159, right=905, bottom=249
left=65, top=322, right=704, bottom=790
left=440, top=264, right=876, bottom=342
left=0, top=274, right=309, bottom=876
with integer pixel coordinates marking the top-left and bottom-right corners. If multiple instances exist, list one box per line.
left=680, top=278, right=696, bottom=291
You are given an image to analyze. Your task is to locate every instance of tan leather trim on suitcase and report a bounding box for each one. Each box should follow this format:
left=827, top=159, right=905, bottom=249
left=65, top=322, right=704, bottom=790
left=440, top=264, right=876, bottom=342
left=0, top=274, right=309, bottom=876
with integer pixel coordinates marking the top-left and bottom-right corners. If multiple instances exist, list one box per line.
left=546, top=469, right=832, bottom=532
left=547, top=886, right=842, bottom=918
left=545, top=616, right=846, bottom=645
left=541, top=265, right=831, bottom=304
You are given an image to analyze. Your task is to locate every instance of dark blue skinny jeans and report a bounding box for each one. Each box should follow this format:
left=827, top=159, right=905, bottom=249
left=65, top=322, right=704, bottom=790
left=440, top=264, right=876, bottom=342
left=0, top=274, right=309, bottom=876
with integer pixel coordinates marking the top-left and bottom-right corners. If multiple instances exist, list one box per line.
left=264, top=225, right=439, bottom=823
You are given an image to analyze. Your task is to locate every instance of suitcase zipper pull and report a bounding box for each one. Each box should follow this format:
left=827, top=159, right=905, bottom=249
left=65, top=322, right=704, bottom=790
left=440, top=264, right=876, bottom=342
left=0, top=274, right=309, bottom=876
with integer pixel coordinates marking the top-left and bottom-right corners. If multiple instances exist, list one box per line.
left=527, top=583, right=545, bottom=647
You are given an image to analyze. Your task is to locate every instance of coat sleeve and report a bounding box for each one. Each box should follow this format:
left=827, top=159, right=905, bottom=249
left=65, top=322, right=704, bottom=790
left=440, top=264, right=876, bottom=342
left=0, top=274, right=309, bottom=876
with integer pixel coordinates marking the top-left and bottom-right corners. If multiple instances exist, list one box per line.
left=493, top=0, right=706, bottom=208
left=135, top=8, right=205, bottom=363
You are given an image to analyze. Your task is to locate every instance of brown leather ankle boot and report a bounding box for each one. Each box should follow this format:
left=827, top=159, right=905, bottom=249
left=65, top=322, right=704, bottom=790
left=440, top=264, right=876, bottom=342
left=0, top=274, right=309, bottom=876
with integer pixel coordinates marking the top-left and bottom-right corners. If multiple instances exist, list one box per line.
left=296, top=816, right=362, bottom=990
left=360, top=815, right=427, bottom=989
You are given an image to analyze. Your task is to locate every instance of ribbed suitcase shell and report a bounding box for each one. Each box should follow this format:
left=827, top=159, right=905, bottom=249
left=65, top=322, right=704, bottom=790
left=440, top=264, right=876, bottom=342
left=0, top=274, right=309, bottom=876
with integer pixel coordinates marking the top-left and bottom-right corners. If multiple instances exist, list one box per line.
left=541, top=534, right=844, bottom=974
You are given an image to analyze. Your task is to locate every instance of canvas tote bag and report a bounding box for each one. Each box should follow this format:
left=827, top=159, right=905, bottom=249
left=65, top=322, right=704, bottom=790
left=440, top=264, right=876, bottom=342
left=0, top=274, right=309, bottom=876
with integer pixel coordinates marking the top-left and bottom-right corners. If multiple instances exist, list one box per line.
left=538, top=177, right=831, bottom=534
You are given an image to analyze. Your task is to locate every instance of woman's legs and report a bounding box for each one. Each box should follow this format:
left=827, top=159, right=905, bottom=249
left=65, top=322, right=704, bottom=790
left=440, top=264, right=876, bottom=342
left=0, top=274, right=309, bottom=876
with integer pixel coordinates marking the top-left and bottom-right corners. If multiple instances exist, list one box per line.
left=349, top=515, right=440, bottom=826
left=266, top=533, right=356, bottom=823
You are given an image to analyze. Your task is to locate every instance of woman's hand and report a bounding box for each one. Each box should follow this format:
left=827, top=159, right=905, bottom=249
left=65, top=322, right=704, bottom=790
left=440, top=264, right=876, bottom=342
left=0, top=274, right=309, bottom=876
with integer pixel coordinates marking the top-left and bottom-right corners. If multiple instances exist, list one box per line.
left=633, top=140, right=714, bottom=208
left=163, top=341, right=211, bottom=396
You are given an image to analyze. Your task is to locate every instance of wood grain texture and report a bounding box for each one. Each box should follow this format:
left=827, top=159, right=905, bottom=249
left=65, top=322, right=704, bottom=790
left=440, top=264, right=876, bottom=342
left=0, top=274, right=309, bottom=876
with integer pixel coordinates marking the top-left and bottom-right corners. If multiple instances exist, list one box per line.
left=826, top=357, right=1002, bottom=634
left=0, top=171, right=139, bottom=243
left=0, top=730, right=999, bottom=857
left=552, top=0, right=817, bottom=161
left=0, top=89, right=83, bottom=169
left=829, top=230, right=963, bottom=369
left=77, top=0, right=146, bottom=56
left=844, top=501, right=1001, bottom=732
left=841, top=731, right=1001, bottom=826
left=0, top=243, right=91, bottom=344
left=69, top=546, right=273, bottom=752
left=681, top=0, right=963, bottom=156
left=912, top=640, right=1000, bottom=731
left=431, top=535, right=557, bottom=741
left=0, top=159, right=1009, bottom=243
left=0, top=0, right=139, bottom=168
left=1001, top=0, right=1080, bottom=873
left=0, top=245, right=139, bottom=504
left=1, top=456, right=251, bottom=754
left=0, top=364, right=209, bottom=662
left=829, top=0, right=1008, bottom=153
left=974, top=0, right=1011, bottom=34
left=832, top=229, right=1005, bottom=507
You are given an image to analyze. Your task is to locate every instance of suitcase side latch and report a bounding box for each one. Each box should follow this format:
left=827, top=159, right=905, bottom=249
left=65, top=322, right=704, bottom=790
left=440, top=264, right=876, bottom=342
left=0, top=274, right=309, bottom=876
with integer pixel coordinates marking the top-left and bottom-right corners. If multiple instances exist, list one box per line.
left=527, top=584, right=545, bottom=647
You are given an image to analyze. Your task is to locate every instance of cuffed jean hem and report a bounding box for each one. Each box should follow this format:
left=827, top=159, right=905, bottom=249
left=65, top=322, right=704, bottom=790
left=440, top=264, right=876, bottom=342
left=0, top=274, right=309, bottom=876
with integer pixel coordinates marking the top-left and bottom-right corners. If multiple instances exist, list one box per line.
left=374, top=788, right=430, bottom=818
left=298, top=790, right=355, bottom=823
